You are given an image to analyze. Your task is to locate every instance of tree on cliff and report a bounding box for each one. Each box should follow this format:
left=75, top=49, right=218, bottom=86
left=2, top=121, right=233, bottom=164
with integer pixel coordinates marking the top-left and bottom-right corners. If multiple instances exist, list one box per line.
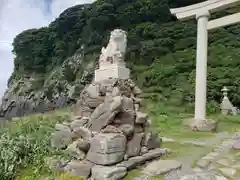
left=9, top=0, right=240, bottom=108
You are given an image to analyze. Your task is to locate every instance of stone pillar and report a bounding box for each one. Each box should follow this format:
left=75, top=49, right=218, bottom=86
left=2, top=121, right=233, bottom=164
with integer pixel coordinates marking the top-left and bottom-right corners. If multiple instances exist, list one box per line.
left=194, top=11, right=210, bottom=122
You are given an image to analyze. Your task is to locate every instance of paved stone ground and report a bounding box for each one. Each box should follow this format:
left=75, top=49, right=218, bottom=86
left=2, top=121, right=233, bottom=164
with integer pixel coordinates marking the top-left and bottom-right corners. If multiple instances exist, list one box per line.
left=132, top=131, right=240, bottom=180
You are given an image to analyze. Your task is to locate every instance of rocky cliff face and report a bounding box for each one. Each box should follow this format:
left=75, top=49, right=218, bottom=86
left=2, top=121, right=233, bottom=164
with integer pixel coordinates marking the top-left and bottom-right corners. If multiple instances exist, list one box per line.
left=0, top=52, right=95, bottom=119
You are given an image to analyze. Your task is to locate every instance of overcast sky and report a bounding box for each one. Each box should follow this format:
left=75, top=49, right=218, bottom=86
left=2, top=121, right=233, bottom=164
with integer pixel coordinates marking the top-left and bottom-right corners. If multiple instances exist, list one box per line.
left=0, top=0, right=95, bottom=97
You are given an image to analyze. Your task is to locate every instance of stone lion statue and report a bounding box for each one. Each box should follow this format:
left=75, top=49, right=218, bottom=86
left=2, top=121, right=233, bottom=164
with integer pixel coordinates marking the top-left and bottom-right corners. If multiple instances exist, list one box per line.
left=99, top=29, right=127, bottom=66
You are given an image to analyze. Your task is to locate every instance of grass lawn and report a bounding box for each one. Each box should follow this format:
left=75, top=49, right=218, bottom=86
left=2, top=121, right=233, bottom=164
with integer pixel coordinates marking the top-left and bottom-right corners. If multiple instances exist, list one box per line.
left=0, top=101, right=239, bottom=180
left=124, top=102, right=240, bottom=179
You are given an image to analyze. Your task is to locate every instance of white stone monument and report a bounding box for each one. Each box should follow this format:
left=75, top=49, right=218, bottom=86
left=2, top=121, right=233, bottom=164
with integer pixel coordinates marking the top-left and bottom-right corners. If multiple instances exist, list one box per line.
left=94, top=29, right=130, bottom=82
left=170, top=0, right=240, bottom=123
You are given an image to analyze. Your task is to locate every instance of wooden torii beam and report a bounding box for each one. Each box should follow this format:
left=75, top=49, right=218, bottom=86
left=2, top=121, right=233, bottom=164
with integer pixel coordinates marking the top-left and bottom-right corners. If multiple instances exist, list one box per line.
left=170, top=0, right=240, bottom=122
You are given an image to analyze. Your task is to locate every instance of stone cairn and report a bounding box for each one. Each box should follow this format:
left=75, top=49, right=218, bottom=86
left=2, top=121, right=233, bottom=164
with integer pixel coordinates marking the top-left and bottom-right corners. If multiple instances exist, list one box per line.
left=50, top=78, right=168, bottom=180
left=50, top=29, right=168, bottom=180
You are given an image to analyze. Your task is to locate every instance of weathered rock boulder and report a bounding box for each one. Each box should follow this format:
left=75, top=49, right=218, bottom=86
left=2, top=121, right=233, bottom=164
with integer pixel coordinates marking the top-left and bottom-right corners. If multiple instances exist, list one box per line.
left=87, top=133, right=126, bottom=165
left=51, top=130, right=73, bottom=149
left=126, top=133, right=144, bottom=157
left=91, top=165, right=127, bottom=180
left=88, top=96, right=123, bottom=132
left=232, top=139, right=240, bottom=150
left=65, top=160, right=94, bottom=178
left=67, top=140, right=86, bottom=160
left=143, top=132, right=162, bottom=150
left=144, top=160, right=182, bottom=175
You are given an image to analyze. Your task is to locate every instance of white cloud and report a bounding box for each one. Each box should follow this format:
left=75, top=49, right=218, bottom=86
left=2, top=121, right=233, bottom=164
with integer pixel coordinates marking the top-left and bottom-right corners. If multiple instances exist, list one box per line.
left=0, top=0, right=95, bottom=97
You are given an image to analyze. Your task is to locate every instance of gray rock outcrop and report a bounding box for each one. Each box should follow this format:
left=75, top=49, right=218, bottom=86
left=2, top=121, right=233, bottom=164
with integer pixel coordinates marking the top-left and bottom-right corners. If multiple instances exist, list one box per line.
left=0, top=53, right=94, bottom=119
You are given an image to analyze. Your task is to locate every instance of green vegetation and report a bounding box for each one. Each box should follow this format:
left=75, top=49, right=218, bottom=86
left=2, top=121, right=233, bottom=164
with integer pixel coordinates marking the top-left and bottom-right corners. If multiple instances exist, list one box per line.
left=8, top=0, right=240, bottom=107
left=0, top=101, right=239, bottom=180
left=0, top=110, right=71, bottom=180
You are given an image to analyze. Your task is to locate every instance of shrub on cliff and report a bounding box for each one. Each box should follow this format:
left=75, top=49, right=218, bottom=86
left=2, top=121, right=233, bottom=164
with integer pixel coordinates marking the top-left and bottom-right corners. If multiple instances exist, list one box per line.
left=0, top=112, right=70, bottom=180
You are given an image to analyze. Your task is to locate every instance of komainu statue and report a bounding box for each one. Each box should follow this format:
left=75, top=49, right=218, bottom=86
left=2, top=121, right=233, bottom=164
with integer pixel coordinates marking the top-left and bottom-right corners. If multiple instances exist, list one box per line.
left=99, top=29, right=127, bottom=66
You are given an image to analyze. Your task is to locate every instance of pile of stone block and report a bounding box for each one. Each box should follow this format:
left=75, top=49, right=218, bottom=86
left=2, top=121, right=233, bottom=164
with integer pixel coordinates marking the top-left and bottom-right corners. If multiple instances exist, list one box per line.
left=50, top=78, right=168, bottom=180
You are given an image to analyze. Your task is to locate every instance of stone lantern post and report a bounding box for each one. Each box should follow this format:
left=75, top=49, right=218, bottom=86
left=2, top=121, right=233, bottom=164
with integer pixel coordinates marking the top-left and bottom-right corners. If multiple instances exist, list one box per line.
left=220, top=86, right=234, bottom=115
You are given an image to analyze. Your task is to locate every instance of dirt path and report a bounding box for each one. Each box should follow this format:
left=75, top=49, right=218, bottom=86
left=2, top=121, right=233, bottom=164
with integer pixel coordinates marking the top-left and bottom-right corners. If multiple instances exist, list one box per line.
left=132, top=131, right=240, bottom=180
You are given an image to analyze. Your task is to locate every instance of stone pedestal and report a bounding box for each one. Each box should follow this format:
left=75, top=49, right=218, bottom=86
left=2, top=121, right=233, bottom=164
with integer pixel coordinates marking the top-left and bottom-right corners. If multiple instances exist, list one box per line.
left=183, top=118, right=218, bottom=132
left=94, top=65, right=130, bottom=82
